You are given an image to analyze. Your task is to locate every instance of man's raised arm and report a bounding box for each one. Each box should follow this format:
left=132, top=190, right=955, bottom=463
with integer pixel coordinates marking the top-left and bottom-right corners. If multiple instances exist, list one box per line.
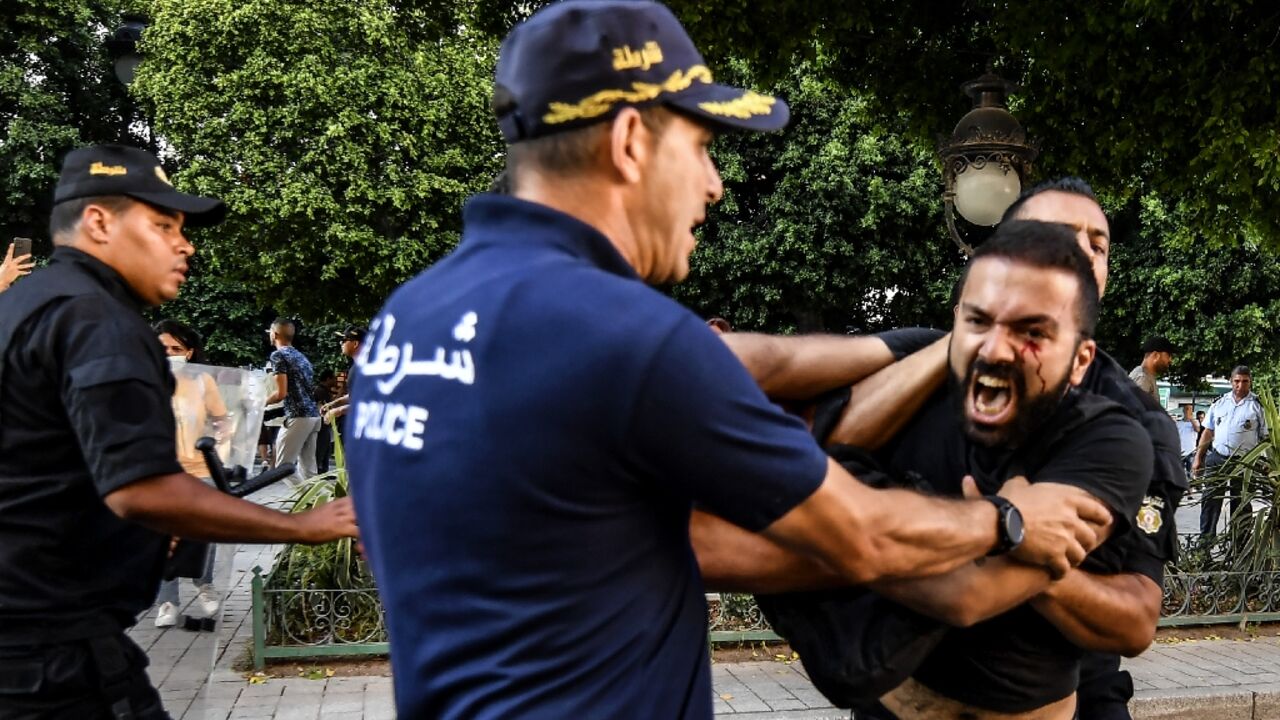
left=698, top=458, right=1112, bottom=589
left=720, top=333, right=895, bottom=400
left=829, top=334, right=949, bottom=450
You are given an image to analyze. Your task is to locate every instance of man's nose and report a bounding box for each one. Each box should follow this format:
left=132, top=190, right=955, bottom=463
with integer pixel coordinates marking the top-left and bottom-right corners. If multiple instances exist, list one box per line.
left=978, top=325, right=1018, bottom=364
left=706, top=155, right=723, bottom=204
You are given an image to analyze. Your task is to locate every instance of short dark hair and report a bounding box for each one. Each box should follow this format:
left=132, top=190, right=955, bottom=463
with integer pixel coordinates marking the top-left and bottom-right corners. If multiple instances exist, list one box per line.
left=1232, top=365, right=1252, bottom=378
left=1001, top=176, right=1099, bottom=224
left=49, top=196, right=134, bottom=243
left=504, top=105, right=675, bottom=184
left=153, top=318, right=208, bottom=364
left=271, top=318, right=297, bottom=342
left=959, top=220, right=1101, bottom=339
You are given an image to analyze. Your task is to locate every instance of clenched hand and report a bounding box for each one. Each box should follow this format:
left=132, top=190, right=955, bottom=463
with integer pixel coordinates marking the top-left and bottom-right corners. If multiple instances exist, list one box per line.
left=994, top=476, right=1111, bottom=579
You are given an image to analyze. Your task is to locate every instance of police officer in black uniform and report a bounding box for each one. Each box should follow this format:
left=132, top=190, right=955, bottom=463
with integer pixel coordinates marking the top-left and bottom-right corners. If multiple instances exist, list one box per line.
left=0, top=145, right=357, bottom=720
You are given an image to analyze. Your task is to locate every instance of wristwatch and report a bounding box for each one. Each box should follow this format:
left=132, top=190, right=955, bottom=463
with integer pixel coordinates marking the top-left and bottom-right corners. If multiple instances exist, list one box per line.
left=983, top=495, right=1025, bottom=555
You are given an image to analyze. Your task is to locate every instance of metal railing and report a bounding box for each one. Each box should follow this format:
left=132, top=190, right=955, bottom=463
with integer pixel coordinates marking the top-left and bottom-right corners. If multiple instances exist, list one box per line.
left=251, top=566, right=387, bottom=669
left=250, top=568, right=1280, bottom=667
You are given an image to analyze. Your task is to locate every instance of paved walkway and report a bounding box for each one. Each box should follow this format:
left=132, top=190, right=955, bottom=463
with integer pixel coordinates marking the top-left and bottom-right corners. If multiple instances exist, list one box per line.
left=130, top=485, right=1280, bottom=719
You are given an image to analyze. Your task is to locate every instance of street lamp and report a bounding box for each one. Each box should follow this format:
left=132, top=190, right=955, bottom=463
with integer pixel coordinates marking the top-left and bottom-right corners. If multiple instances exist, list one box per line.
left=106, top=15, right=148, bottom=86
left=938, top=72, right=1039, bottom=255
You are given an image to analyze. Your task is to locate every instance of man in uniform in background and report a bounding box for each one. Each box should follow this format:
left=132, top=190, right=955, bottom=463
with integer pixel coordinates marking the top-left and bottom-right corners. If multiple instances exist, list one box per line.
left=0, top=145, right=357, bottom=720
left=344, top=3, right=1112, bottom=718
left=320, top=325, right=365, bottom=425
left=1195, top=365, right=1268, bottom=536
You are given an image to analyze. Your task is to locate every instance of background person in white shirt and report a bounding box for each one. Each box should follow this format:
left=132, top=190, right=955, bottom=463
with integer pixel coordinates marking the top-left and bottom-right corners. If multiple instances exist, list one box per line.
left=1194, top=366, right=1268, bottom=536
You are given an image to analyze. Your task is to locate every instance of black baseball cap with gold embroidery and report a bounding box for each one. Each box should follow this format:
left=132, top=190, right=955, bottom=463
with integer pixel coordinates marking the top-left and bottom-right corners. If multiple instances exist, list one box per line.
left=493, top=0, right=789, bottom=142
left=54, top=145, right=227, bottom=227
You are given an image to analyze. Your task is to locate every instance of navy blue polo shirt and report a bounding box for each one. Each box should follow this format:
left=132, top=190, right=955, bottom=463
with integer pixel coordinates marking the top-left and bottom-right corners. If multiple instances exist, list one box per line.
left=346, top=195, right=827, bottom=719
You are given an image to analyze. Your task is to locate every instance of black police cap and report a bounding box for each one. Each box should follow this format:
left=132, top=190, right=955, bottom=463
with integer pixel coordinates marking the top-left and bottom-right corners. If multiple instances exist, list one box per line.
left=494, top=0, right=790, bottom=142
left=54, top=145, right=227, bottom=227
left=335, top=325, right=367, bottom=342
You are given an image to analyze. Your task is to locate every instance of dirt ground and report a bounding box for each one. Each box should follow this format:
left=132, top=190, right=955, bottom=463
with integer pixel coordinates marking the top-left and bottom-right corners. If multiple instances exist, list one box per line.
left=239, top=623, right=1280, bottom=679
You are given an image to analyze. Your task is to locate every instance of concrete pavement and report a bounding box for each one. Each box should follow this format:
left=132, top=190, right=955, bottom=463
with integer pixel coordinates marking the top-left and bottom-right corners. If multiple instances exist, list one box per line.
left=128, top=484, right=1280, bottom=719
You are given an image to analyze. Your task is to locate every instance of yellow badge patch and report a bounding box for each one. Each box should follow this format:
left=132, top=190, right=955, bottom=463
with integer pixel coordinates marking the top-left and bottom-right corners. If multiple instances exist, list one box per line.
left=612, top=41, right=664, bottom=71
left=154, top=166, right=172, bottom=186
left=90, top=162, right=127, bottom=176
left=1136, top=498, right=1163, bottom=535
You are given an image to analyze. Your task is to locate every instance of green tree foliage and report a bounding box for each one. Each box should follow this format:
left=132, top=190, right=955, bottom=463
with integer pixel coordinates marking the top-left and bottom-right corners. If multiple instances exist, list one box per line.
left=676, top=59, right=961, bottom=333
left=471, top=0, right=1280, bottom=248
left=1, top=0, right=143, bottom=244
left=1097, top=194, right=1280, bottom=388
left=662, top=0, right=1280, bottom=249
left=132, top=0, right=503, bottom=321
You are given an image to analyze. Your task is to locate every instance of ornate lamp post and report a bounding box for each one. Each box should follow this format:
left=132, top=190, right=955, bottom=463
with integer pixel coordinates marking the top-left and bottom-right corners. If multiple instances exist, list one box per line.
left=938, top=73, right=1039, bottom=255
left=105, top=15, right=148, bottom=86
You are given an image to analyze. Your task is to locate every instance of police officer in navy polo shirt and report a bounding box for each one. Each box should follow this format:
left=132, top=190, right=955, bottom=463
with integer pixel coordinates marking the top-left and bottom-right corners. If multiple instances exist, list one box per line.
left=345, top=3, right=1112, bottom=718
left=0, top=145, right=357, bottom=719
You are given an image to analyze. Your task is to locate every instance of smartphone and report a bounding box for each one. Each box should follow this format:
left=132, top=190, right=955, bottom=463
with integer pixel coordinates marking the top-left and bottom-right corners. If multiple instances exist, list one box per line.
left=9, top=237, right=32, bottom=259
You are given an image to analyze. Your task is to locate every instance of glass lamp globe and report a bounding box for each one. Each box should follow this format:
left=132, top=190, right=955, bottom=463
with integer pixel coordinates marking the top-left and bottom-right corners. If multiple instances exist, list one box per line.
left=953, top=163, right=1021, bottom=226
left=114, top=53, right=142, bottom=86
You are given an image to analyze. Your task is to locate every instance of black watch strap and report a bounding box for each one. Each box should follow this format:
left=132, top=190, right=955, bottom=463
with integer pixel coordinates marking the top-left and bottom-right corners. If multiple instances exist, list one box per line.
left=983, top=494, right=1020, bottom=556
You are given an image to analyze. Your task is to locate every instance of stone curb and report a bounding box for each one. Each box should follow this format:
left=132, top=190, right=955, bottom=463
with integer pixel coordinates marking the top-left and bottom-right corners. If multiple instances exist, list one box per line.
left=1132, top=684, right=1280, bottom=720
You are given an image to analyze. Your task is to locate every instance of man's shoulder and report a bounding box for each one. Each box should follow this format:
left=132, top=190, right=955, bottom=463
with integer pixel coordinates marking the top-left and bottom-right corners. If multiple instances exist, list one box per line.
left=31, top=293, right=154, bottom=356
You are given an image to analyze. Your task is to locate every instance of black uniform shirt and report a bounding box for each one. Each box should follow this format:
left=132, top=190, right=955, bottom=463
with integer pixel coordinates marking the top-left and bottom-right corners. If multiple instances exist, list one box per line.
left=878, top=385, right=1151, bottom=712
left=0, top=247, right=181, bottom=635
left=877, top=330, right=1180, bottom=711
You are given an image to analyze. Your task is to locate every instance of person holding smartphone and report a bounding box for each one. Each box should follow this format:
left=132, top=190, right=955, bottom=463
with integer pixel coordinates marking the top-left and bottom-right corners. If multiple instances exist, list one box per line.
left=0, top=238, right=35, bottom=292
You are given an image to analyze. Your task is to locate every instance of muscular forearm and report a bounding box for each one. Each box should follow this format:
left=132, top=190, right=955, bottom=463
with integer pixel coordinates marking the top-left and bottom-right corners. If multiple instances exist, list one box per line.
left=692, top=510, right=845, bottom=592
left=763, top=464, right=1001, bottom=585
left=1030, top=570, right=1160, bottom=656
left=105, top=472, right=314, bottom=544
left=720, top=333, right=895, bottom=400
left=873, top=557, right=1051, bottom=627
left=829, top=335, right=949, bottom=449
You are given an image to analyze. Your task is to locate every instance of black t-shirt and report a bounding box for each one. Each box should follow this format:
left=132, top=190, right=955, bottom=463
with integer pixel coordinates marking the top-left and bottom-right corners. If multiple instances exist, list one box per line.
left=878, top=386, right=1152, bottom=712
left=877, top=330, right=1182, bottom=709
left=0, top=248, right=180, bottom=636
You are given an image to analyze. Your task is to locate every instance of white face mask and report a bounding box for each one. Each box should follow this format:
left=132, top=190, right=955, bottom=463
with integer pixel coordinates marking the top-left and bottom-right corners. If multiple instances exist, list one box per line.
left=167, top=355, right=188, bottom=368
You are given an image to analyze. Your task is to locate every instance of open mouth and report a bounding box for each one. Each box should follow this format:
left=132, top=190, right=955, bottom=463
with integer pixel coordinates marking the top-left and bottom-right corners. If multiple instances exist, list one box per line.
left=968, top=372, right=1017, bottom=427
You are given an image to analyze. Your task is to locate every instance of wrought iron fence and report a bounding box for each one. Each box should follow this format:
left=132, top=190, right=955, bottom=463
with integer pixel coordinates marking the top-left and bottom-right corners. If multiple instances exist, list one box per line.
left=1160, top=570, right=1280, bottom=626
left=251, top=566, right=388, bottom=669
left=251, top=568, right=1280, bottom=667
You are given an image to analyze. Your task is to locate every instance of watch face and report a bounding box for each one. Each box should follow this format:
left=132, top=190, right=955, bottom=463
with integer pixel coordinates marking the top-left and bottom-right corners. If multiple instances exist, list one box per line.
left=1005, top=505, right=1026, bottom=546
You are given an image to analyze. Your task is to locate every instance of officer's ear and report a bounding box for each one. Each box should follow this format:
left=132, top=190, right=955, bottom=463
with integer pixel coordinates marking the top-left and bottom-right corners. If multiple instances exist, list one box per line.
left=1069, top=337, right=1097, bottom=386
left=80, top=200, right=128, bottom=245
left=610, top=107, right=651, bottom=186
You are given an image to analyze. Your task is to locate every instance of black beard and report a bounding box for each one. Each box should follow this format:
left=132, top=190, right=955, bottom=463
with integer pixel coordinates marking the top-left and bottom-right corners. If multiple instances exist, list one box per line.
left=949, top=358, right=1071, bottom=450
